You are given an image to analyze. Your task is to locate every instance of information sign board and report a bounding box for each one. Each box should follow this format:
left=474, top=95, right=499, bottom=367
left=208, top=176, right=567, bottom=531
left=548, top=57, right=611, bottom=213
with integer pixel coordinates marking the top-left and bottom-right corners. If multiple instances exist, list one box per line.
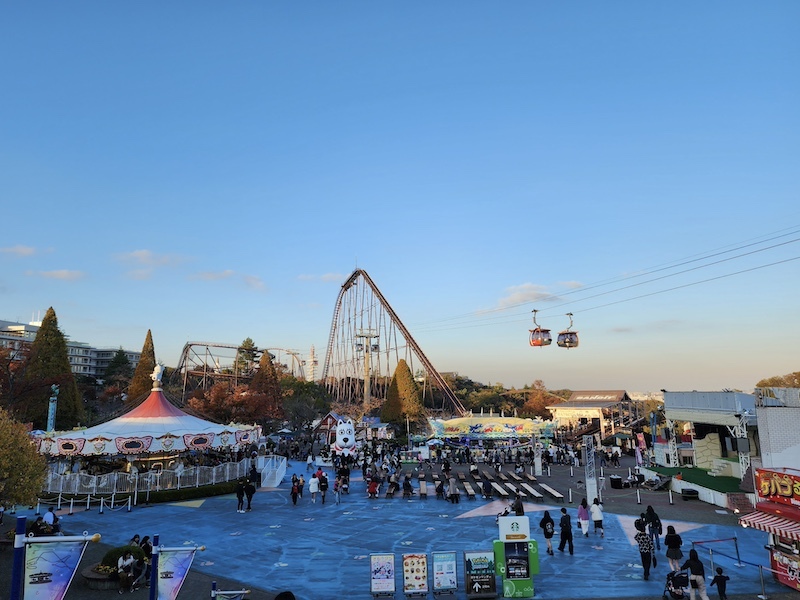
left=432, top=551, right=457, bottom=592
left=464, top=550, right=496, bottom=598
left=370, top=553, right=396, bottom=595
left=402, top=553, right=429, bottom=594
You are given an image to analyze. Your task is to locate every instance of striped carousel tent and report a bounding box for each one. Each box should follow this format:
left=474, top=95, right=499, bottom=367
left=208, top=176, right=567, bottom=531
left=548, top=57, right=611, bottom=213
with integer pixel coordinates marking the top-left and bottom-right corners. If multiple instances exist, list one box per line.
left=429, top=414, right=557, bottom=440
left=33, top=366, right=259, bottom=457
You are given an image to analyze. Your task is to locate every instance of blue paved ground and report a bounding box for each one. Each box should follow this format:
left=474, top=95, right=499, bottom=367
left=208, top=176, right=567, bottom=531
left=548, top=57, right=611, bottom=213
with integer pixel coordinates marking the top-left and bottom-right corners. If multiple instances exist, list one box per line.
left=42, top=466, right=785, bottom=600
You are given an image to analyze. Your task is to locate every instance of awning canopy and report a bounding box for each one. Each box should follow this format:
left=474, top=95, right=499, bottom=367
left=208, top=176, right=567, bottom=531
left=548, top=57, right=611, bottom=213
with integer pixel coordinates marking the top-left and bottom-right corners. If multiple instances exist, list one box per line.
left=739, top=511, right=800, bottom=542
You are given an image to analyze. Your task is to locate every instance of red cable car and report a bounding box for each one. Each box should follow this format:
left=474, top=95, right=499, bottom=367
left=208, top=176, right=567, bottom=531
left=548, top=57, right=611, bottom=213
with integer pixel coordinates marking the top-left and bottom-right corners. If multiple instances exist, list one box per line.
left=556, top=313, right=579, bottom=348
left=529, top=309, right=552, bottom=347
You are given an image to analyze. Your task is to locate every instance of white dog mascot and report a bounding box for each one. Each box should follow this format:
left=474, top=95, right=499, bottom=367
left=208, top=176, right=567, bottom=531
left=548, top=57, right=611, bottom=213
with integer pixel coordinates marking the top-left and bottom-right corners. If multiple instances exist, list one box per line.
left=333, top=418, right=356, bottom=457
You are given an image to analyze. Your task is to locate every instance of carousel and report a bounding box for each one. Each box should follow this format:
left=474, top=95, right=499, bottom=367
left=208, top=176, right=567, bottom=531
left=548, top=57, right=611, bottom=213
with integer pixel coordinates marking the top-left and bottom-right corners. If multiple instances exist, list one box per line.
left=33, top=364, right=261, bottom=493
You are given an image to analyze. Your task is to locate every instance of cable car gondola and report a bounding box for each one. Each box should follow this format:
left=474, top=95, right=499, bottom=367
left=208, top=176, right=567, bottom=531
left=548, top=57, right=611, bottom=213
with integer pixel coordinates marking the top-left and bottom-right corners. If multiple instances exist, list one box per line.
left=529, top=309, right=552, bottom=347
left=556, top=312, right=579, bottom=349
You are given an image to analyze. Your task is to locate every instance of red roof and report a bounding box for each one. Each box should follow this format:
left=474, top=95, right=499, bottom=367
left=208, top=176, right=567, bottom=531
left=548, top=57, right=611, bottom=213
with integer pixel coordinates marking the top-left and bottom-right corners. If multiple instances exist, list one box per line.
left=124, top=389, right=188, bottom=419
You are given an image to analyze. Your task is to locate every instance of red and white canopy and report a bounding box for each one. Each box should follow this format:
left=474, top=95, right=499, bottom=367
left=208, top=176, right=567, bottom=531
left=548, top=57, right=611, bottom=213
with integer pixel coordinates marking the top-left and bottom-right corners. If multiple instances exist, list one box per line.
left=33, top=386, right=259, bottom=457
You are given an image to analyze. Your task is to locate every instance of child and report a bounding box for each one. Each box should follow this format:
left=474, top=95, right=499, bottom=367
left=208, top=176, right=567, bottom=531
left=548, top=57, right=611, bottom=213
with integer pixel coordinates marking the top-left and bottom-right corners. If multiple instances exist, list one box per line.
left=710, top=566, right=729, bottom=600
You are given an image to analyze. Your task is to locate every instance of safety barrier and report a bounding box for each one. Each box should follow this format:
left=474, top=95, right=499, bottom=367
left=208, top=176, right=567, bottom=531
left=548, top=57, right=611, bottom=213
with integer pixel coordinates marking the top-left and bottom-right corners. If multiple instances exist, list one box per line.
left=693, top=537, right=779, bottom=600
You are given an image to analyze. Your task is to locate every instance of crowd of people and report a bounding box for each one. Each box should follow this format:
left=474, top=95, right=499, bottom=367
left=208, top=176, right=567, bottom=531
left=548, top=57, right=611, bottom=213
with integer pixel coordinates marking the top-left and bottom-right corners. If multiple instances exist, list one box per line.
left=116, top=533, right=153, bottom=594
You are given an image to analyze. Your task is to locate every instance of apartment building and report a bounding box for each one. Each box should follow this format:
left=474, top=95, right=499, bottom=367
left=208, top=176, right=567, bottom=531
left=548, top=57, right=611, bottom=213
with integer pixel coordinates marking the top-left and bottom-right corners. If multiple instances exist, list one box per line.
left=0, top=319, right=140, bottom=380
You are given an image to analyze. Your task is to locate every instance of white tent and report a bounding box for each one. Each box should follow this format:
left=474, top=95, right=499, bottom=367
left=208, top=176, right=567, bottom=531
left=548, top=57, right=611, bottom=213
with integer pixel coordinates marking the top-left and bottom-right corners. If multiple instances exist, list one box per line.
left=33, top=383, right=259, bottom=457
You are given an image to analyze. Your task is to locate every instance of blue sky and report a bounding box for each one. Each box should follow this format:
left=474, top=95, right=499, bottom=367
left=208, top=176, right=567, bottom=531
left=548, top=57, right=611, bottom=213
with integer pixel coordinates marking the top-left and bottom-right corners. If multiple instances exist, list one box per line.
left=1, top=2, right=798, bottom=393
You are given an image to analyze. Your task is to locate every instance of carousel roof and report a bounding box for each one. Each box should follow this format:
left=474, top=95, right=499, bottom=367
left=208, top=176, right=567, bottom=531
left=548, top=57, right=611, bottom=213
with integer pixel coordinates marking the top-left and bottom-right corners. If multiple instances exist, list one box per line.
left=33, top=375, right=259, bottom=457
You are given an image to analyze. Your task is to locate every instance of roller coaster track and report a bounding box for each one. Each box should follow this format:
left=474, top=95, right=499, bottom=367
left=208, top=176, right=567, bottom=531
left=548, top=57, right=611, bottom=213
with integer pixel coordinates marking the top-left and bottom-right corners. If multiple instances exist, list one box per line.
left=322, top=269, right=466, bottom=416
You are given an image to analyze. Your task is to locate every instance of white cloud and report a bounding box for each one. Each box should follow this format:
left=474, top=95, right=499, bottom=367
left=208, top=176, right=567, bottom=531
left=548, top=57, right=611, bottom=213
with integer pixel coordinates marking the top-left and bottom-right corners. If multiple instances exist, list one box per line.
left=1, top=245, right=36, bottom=257
left=558, top=280, right=584, bottom=290
left=117, top=249, right=181, bottom=266
left=126, top=269, right=153, bottom=280
left=496, top=283, right=560, bottom=308
left=192, top=270, right=235, bottom=281
left=29, top=269, right=85, bottom=281
left=242, top=275, right=265, bottom=290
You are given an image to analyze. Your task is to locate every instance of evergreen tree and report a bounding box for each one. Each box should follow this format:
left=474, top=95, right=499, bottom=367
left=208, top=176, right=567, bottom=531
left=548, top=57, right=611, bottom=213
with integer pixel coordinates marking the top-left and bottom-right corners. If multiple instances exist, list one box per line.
left=381, top=359, right=424, bottom=431
left=0, top=408, right=47, bottom=506
left=235, top=337, right=257, bottom=374
left=127, top=330, right=157, bottom=402
left=104, top=348, right=133, bottom=383
left=250, top=351, right=284, bottom=421
left=22, top=307, right=84, bottom=429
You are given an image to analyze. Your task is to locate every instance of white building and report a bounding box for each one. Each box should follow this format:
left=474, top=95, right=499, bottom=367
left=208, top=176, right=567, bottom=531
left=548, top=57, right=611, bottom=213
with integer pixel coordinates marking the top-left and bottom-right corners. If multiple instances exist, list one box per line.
left=0, top=318, right=140, bottom=379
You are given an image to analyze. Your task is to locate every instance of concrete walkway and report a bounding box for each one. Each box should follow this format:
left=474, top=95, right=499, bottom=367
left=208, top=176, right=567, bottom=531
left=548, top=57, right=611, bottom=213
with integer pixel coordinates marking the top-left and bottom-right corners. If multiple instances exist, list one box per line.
left=2, top=455, right=796, bottom=600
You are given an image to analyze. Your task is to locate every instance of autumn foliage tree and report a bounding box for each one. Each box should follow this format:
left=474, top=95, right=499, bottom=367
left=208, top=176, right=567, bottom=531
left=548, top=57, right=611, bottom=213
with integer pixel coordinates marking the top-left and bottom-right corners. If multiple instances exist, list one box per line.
left=0, top=407, right=47, bottom=506
left=127, top=330, right=157, bottom=403
left=21, top=307, right=84, bottom=429
left=519, top=380, right=564, bottom=419
left=756, top=371, right=800, bottom=388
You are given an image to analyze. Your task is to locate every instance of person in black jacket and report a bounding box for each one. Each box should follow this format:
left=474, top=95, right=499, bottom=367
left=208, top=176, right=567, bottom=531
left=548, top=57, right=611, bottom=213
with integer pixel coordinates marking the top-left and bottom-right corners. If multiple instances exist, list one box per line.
left=681, top=549, right=710, bottom=600
left=557, top=507, right=573, bottom=555
left=539, top=511, right=555, bottom=555
left=244, top=479, right=256, bottom=511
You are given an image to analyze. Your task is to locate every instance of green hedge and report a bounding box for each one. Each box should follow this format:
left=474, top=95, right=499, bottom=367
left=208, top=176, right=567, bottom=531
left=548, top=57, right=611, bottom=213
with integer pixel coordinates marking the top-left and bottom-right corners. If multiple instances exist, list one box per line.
left=140, top=480, right=239, bottom=504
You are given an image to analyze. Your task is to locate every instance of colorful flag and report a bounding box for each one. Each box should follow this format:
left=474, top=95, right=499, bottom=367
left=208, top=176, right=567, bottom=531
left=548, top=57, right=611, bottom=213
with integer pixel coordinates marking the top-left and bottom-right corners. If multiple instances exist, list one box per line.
left=24, top=540, right=88, bottom=600
left=157, top=549, right=196, bottom=600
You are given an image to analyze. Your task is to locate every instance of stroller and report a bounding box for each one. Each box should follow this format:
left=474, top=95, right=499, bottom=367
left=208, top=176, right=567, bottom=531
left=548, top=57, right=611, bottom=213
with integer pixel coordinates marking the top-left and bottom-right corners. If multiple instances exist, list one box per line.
left=662, top=570, right=689, bottom=600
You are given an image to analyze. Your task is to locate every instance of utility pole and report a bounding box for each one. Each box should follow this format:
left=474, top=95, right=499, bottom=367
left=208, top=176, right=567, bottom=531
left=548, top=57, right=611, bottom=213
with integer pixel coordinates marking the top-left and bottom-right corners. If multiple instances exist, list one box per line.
left=356, top=329, right=379, bottom=410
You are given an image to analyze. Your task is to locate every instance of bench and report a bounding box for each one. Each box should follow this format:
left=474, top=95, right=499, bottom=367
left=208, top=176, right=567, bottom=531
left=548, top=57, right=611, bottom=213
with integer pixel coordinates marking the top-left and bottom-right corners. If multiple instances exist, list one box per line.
left=507, top=472, right=523, bottom=482
left=481, top=471, right=495, bottom=482
left=520, top=483, right=544, bottom=501
left=682, top=488, right=700, bottom=501
left=462, top=481, right=477, bottom=500
left=539, top=483, right=565, bottom=502
left=418, top=471, right=426, bottom=481
left=491, top=482, right=510, bottom=498
left=504, top=483, right=525, bottom=498
left=419, top=480, right=427, bottom=499
left=457, top=472, right=467, bottom=482
left=524, top=473, right=538, bottom=483
left=496, top=472, right=509, bottom=482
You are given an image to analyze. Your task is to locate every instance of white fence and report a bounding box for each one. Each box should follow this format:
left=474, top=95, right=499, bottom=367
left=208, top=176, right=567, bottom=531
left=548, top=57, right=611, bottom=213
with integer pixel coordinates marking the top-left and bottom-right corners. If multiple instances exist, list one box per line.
left=42, top=455, right=288, bottom=499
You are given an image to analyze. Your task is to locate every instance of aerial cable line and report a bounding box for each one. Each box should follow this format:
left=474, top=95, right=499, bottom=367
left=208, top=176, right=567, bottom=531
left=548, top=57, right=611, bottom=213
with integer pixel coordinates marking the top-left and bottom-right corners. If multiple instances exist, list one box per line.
left=411, top=254, right=800, bottom=333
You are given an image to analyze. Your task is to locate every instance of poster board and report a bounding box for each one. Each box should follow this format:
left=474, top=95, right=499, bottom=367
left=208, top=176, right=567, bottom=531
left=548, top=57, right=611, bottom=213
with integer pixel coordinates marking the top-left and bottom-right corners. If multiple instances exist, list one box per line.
left=464, top=550, right=496, bottom=599
left=402, top=553, right=429, bottom=594
left=370, top=553, right=396, bottom=596
left=432, top=551, right=457, bottom=594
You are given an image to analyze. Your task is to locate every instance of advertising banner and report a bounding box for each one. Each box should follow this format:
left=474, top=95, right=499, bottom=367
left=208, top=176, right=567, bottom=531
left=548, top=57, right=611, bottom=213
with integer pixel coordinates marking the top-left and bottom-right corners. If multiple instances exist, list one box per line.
left=464, top=550, right=496, bottom=598
left=402, top=553, right=429, bottom=594
left=157, top=549, right=196, bottom=600
left=369, top=553, right=395, bottom=595
left=432, top=551, right=457, bottom=593
left=24, top=540, right=88, bottom=600
left=756, top=469, right=800, bottom=507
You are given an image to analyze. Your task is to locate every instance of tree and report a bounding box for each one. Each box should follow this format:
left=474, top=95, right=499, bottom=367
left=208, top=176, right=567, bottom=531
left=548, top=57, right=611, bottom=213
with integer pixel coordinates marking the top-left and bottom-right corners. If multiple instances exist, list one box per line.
left=21, top=307, right=84, bottom=429
left=104, top=348, right=133, bottom=385
left=381, top=359, right=425, bottom=432
left=756, top=371, right=800, bottom=388
left=127, top=330, right=157, bottom=402
left=519, top=380, right=563, bottom=419
left=250, top=351, right=283, bottom=417
left=0, top=408, right=47, bottom=506
left=235, top=338, right=257, bottom=374
left=0, top=344, right=36, bottom=415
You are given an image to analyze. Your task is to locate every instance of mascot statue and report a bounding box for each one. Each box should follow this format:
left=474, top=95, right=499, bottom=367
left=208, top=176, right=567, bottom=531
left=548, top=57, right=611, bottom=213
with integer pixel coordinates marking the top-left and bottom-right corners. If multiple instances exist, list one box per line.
left=333, top=418, right=356, bottom=457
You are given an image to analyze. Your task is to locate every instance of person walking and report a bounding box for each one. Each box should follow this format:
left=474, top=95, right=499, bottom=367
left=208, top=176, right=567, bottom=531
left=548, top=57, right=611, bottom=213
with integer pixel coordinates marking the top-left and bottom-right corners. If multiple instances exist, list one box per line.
left=590, top=498, right=604, bottom=537
left=511, top=493, right=524, bottom=516
left=577, top=498, right=590, bottom=537
left=664, top=525, right=684, bottom=571
left=297, top=475, right=305, bottom=499
left=539, top=510, right=555, bottom=555
left=308, top=473, right=319, bottom=503
left=318, top=472, right=329, bottom=504
left=557, top=507, right=574, bottom=555
left=333, top=477, right=341, bottom=505
left=710, top=566, right=729, bottom=600
left=634, top=519, right=654, bottom=580
left=645, top=505, right=662, bottom=550
left=290, top=479, right=300, bottom=505
left=681, top=549, right=711, bottom=600
left=244, top=479, right=256, bottom=511
left=235, top=479, right=245, bottom=513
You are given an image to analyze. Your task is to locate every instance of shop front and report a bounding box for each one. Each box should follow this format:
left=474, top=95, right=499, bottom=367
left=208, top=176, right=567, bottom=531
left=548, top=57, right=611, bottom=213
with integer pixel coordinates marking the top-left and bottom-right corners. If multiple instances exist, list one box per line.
left=739, top=467, right=800, bottom=592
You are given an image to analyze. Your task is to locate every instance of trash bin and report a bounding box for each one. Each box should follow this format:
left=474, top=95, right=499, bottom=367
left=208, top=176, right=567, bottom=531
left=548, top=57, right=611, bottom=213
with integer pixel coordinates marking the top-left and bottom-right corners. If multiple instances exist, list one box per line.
left=610, top=475, right=623, bottom=489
